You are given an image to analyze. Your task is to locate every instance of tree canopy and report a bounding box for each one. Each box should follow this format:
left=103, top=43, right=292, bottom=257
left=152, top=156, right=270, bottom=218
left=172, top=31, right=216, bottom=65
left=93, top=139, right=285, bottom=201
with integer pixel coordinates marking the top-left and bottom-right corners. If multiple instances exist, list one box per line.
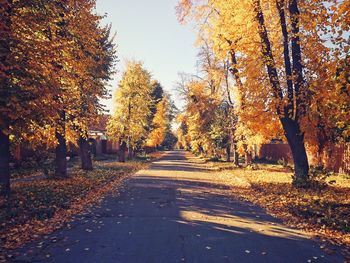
left=0, top=0, right=117, bottom=195
left=176, top=0, right=350, bottom=186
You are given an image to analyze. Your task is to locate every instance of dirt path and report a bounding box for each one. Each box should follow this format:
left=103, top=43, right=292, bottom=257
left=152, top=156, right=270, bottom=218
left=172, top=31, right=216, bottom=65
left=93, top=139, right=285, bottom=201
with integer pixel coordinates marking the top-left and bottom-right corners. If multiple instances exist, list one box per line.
left=14, top=150, right=344, bottom=262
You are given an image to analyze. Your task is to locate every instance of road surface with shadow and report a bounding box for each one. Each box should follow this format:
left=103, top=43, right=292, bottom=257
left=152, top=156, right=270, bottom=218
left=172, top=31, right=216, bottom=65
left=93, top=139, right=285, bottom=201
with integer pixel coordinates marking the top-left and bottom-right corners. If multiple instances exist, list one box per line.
left=14, top=150, right=344, bottom=263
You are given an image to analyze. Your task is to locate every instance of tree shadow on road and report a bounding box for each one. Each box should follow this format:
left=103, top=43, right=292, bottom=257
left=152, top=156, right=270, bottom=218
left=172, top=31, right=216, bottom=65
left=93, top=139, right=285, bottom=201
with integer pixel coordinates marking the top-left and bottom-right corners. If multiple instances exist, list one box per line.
left=13, top=151, right=345, bottom=263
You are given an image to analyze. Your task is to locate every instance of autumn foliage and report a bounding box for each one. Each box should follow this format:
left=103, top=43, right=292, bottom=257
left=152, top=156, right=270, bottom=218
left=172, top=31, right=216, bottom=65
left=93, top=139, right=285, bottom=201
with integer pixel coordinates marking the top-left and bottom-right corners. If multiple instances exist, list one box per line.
left=108, top=63, right=176, bottom=160
left=0, top=0, right=349, bottom=257
left=176, top=0, right=350, bottom=186
left=0, top=0, right=117, bottom=195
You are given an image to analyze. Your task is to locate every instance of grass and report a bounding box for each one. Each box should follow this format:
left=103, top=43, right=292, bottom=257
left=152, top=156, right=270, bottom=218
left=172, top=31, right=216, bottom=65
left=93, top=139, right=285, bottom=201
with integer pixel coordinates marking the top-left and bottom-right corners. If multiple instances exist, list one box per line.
left=209, top=161, right=350, bottom=249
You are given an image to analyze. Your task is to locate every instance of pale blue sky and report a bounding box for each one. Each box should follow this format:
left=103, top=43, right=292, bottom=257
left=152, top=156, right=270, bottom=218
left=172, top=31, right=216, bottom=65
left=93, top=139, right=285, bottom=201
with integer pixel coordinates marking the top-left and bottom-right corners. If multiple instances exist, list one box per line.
left=95, top=0, right=198, bottom=112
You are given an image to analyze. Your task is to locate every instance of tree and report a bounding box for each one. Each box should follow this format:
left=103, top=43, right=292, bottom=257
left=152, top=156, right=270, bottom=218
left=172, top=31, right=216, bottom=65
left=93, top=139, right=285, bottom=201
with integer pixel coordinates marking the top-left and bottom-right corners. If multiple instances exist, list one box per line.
left=162, top=130, right=178, bottom=150
left=149, top=81, right=164, bottom=117
left=0, top=0, right=65, bottom=192
left=209, top=102, right=234, bottom=162
left=146, top=92, right=177, bottom=149
left=0, top=0, right=117, bottom=194
left=181, top=80, right=218, bottom=156
left=72, top=22, right=117, bottom=171
left=107, top=61, right=153, bottom=161
left=175, top=41, right=239, bottom=160
left=176, top=113, right=190, bottom=150
left=35, top=0, right=115, bottom=177
left=177, top=0, right=348, bottom=186
left=146, top=97, right=168, bottom=148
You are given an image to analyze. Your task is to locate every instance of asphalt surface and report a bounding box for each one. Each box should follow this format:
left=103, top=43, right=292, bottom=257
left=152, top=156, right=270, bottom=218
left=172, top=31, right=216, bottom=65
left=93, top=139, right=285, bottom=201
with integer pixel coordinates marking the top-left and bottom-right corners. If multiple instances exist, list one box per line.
left=14, top=150, right=344, bottom=263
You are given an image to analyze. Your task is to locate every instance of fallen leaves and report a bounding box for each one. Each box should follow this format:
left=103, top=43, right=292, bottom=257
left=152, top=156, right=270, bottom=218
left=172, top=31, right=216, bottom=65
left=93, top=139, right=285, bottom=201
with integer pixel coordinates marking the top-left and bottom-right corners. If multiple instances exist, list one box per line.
left=0, top=160, right=148, bottom=260
left=214, top=164, right=350, bottom=252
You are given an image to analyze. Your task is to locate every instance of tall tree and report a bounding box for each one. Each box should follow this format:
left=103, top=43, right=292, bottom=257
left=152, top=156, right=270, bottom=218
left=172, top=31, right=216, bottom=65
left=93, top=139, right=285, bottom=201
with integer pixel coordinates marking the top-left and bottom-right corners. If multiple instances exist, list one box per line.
left=177, top=0, right=346, bottom=186
left=78, top=24, right=116, bottom=170
left=0, top=0, right=62, bottom=192
left=69, top=9, right=117, bottom=171
left=146, top=95, right=174, bottom=148
left=0, top=0, right=117, bottom=194
left=107, top=61, right=153, bottom=161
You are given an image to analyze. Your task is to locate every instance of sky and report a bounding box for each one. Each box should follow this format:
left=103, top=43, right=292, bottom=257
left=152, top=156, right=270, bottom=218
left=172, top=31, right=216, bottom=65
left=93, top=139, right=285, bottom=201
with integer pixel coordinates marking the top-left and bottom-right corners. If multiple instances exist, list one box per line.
left=95, top=0, right=198, bottom=112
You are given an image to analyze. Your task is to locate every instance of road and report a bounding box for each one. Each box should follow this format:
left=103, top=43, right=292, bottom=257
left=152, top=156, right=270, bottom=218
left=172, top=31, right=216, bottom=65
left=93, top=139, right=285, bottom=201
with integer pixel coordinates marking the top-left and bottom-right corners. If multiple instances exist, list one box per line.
left=14, top=150, right=344, bottom=263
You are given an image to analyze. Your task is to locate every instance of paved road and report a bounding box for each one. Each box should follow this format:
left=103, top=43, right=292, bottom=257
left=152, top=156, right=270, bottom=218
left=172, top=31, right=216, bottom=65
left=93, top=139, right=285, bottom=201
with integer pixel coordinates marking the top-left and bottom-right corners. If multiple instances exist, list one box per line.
left=15, top=151, right=344, bottom=263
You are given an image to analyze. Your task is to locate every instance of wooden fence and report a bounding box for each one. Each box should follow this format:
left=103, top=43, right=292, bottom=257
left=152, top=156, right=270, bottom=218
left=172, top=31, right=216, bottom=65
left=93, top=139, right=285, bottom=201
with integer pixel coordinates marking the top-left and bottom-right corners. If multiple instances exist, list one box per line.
left=258, top=143, right=350, bottom=174
left=12, top=138, right=120, bottom=163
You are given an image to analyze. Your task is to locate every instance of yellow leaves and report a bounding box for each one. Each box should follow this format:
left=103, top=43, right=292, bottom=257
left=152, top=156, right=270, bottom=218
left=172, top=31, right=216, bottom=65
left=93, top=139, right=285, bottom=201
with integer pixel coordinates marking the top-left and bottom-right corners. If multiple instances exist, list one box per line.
left=214, top=163, right=350, bottom=246
left=178, top=0, right=350, bottom=159
left=107, top=61, right=152, bottom=147
left=146, top=97, right=169, bottom=147
left=2, top=0, right=116, bottom=150
left=177, top=77, right=228, bottom=155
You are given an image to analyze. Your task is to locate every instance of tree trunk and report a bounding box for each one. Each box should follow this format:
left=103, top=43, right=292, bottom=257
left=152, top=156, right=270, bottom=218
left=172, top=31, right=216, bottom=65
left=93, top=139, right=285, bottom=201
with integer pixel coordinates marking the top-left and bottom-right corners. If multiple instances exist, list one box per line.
left=233, top=144, right=239, bottom=166
left=55, top=111, right=67, bottom=178
left=119, top=141, right=126, bottom=162
left=316, top=135, right=326, bottom=168
left=198, top=145, right=204, bottom=155
left=253, top=0, right=283, bottom=102
left=276, top=0, right=294, bottom=116
left=79, top=135, right=93, bottom=171
left=316, top=148, right=323, bottom=168
left=254, top=0, right=309, bottom=185
left=0, top=1, right=12, bottom=196
left=226, top=144, right=231, bottom=162
left=0, top=129, right=10, bottom=196
left=246, top=152, right=253, bottom=166
left=244, top=145, right=253, bottom=166
left=280, top=118, right=309, bottom=186
left=128, top=147, right=133, bottom=160
left=286, top=0, right=310, bottom=184
left=289, top=0, right=306, bottom=118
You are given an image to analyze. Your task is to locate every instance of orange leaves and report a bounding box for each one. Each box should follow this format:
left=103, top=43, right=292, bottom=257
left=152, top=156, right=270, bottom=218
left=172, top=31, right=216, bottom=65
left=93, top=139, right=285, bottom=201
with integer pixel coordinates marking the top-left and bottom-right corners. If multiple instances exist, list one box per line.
left=176, top=0, right=193, bottom=24
left=1, top=0, right=116, bottom=150
left=178, top=0, right=350, bottom=171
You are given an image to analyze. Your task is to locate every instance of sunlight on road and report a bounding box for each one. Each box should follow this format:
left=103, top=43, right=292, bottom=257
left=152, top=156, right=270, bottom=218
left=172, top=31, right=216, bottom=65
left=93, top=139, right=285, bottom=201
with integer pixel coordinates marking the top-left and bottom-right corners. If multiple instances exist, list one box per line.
left=179, top=210, right=306, bottom=240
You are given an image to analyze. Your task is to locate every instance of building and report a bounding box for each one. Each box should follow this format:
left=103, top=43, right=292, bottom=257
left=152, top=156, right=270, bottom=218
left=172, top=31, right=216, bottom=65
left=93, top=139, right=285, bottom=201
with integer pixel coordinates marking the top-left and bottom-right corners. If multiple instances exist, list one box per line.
left=88, top=114, right=119, bottom=156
